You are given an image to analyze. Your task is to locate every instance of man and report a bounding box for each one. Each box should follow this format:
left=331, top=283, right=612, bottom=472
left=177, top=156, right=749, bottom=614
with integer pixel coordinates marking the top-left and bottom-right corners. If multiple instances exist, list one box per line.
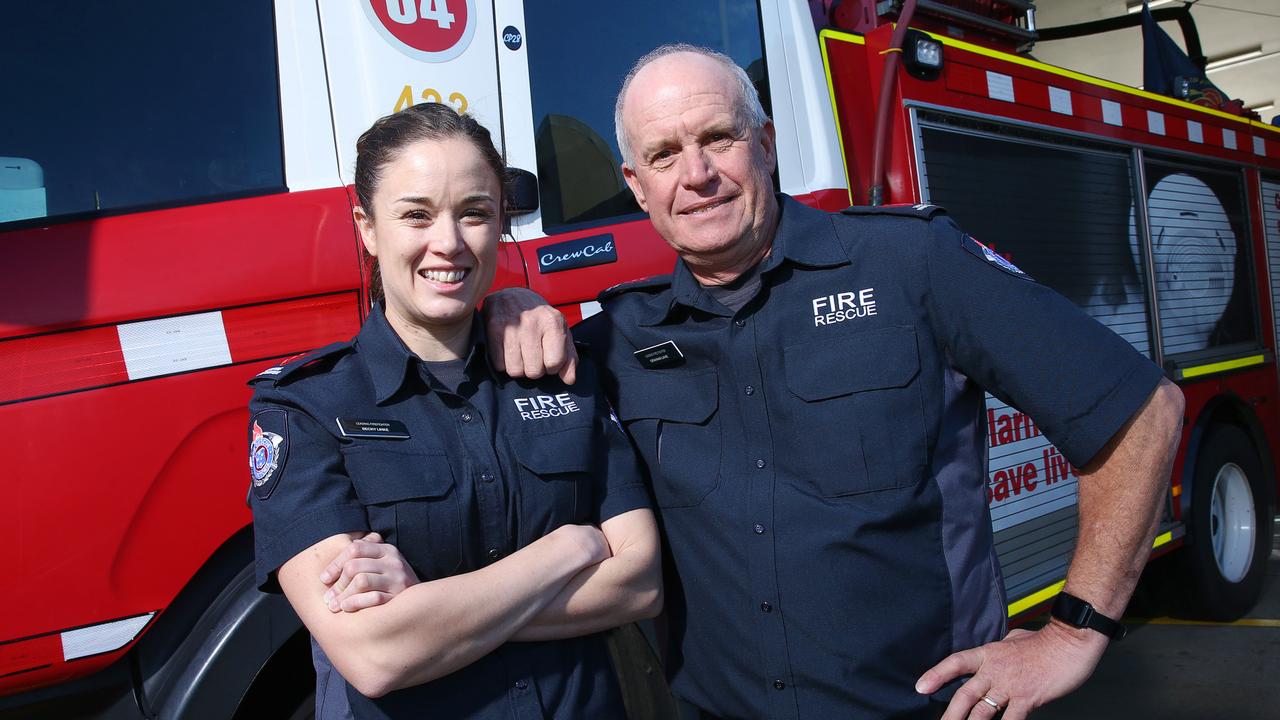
left=489, top=44, right=1183, bottom=720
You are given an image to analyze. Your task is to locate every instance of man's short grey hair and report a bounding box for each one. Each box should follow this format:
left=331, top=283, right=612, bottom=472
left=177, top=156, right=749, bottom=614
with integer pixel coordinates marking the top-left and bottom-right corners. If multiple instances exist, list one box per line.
left=614, top=43, right=769, bottom=166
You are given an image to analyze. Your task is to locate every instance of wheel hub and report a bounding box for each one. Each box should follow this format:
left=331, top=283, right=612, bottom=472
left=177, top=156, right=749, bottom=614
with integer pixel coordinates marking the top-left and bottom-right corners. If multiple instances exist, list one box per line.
left=1209, top=462, right=1256, bottom=583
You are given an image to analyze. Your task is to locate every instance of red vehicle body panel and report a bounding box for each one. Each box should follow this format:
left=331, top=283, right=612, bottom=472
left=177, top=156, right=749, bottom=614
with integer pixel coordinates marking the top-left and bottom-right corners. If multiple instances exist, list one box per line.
left=0, top=189, right=366, bottom=694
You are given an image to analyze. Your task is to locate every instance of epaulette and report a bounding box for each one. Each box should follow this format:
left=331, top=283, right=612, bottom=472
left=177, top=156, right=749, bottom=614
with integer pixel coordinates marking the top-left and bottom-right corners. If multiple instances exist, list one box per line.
left=249, top=340, right=353, bottom=386
left=840, top=203, right=946, bottom=220
left=598, top=274, right=673, bottom=303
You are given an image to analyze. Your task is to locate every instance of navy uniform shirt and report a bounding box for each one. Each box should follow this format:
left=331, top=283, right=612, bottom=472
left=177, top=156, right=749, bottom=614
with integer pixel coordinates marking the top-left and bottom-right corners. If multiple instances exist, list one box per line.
left=248, top=303, right=650, bottom=720
left=576, top=195, right=1164, bottom=719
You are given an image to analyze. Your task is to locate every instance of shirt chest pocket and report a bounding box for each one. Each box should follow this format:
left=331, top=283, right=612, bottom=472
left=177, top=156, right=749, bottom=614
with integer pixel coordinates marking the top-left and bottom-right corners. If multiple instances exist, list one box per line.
left=784, top=325, right=927, bottom=496
left=343, top=446, right=462, bottom=579
left=615, top=369, right=720, bottom=509
left=511, top=426, right=595, bottom=528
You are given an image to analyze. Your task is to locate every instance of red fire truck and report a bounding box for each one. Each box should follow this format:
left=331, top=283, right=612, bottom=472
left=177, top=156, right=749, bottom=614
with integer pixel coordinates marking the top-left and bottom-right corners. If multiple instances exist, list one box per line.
left=3, top=1, right=1277, bottom=717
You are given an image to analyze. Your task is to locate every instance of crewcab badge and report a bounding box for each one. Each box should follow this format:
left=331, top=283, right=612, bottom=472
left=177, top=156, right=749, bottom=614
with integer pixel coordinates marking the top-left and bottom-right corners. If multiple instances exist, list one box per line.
left=336, top=418, right=410, bottom=439
left=536, top=233, right=617, bottom=274
left=634, top=340, right=685, bottom=369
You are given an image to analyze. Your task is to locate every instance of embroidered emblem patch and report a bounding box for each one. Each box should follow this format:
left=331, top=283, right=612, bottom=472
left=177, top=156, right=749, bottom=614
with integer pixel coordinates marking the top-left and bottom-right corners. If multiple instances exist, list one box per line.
left=250, top=421, right=284, bottom=486
left=962, top=235, right=1033, bottom=280
left=811, top=287, right=877, bottom=327
left=514, top=393, right=581, bottom=420
left=248, top=409, right=289, bottom=500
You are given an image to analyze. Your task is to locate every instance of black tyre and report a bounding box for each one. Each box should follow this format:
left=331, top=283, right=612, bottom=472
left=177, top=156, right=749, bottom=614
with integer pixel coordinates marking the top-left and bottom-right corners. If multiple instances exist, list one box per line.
left=232, top=630, right=315, bottom=720
left=1176, top=424, right=1275, bottom=620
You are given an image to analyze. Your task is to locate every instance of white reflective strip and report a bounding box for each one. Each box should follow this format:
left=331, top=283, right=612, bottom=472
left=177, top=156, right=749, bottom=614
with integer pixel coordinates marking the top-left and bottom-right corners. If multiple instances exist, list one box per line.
left=1223, top=128, right=1237, bottom=150
left=117, top=311, right=233, bottom=381
left=61, top=614, right=154, bottom=661
left=579, top=301, right=602, bottom=320
left=1255, top=136, right=1267, bottom=156
left=1147, top=110, right=1165, bottom=135
left=1187, top=120, right=1204, bottom=143
left=985, top=71, right=1014, bottom=102
left=1048, top=87, right=1072, bottom=115
left=1101, top=99, right=1123, bottom=126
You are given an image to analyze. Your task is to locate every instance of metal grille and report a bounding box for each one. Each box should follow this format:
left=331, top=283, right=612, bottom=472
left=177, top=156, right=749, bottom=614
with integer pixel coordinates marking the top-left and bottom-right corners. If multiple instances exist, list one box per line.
left=1266, top=178, right=1280, bottom=376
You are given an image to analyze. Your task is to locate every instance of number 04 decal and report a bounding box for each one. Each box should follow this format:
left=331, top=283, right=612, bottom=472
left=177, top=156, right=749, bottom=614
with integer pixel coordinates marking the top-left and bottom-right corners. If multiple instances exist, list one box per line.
left=364, top=0, right=475, bottom=63
left=385, top=0, right=454, bottom=29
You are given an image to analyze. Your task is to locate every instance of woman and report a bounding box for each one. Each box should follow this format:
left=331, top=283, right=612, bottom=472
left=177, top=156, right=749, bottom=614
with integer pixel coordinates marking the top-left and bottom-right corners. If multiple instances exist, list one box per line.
left=248, top=103, right=661, bottom=719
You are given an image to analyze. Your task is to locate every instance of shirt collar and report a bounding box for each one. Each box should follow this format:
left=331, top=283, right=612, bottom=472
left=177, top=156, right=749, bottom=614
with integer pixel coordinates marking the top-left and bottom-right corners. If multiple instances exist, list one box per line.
left=642, top=194, right=849, bottom=326
left=357, top=303, right=491, bottom=404
left=768, top=194, right=851, bottom=269
left=636, top=292, right=681, bottom=326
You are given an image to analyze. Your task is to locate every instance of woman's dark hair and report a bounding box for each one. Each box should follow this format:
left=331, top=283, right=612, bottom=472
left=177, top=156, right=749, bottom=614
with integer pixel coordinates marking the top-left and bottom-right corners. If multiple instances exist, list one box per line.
left=355, top=102, right=506, bottom=217
left=354, top=103, right=506, bottom=299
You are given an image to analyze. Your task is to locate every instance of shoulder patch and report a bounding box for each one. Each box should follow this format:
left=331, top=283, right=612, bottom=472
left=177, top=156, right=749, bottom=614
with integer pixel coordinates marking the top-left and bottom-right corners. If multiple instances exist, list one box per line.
left=248, top=409, right=290, bottom=501
left=248, top=341, right=353, bottom=386
left=599, top=274, right=673, bottom=303
left=840, top=203, right=946, bottom=220
left=961, top=234, right=1034, bottom=281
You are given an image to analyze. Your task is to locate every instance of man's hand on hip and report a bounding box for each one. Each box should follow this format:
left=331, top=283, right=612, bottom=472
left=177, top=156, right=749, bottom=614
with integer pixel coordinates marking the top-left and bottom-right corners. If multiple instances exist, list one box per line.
left=915, top=620, right=1108, bottom=720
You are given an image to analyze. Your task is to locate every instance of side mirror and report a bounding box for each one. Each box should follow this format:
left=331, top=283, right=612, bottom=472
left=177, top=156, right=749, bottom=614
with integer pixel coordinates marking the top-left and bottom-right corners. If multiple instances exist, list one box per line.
left=506, top=167, right=539, bottom=216
left=0, top=157, right=48, bottom=223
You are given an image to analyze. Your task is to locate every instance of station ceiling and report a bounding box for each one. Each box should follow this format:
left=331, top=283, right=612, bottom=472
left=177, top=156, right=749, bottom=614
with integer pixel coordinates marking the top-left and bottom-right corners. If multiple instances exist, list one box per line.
left=1031, top=1, right=1279, bottom=125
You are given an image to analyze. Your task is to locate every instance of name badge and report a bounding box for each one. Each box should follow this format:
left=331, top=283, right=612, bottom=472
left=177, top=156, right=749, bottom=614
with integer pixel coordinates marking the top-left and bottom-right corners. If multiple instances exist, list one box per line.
left=336, top=418, right=410, bottom=439
left=634, top=340, right=684, bottom=369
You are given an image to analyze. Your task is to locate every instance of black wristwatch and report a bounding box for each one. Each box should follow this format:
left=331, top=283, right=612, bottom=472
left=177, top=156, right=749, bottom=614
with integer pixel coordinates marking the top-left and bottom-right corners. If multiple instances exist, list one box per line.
left=1050, top=592, right=1126, bottom=640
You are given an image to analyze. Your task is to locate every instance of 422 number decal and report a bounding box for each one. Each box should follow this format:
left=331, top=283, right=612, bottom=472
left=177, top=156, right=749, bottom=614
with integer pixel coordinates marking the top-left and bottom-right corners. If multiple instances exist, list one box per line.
left=394, top=85, right=468, bottom=113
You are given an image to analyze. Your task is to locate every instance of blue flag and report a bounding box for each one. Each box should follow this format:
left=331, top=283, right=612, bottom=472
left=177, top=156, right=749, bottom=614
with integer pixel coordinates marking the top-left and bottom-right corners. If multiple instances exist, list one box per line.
left=1141, top=1, right=1226, bottom=107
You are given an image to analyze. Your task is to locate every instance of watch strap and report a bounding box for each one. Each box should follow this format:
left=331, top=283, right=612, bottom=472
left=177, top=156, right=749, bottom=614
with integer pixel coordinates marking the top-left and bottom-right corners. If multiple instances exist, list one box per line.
left=1050, top=592, right=1126, bottom=640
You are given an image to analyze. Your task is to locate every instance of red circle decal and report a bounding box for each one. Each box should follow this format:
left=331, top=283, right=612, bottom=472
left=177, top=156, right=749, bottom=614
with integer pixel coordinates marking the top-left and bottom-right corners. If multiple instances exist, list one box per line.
left=368, top=0, right=471, bottom=55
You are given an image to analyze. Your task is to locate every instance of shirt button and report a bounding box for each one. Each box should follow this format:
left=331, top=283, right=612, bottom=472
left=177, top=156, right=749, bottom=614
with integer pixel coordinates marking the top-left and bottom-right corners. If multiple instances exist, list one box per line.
left=514, top=679, right=528, bottom=690
left=753, top=523, right=766, bottom=535
left=488, top=548, right=500, bottom=559
left=755, top=458, right=766, bottom=469
left=481, top=472, right=495, bottom=483
left=735, top=318, right=746, bottom=327
left=760, top=601, right=773, bottom=613
left=774, top=679, right=786, bottom=690
left=460, top=411, right=473, bottom=423
left=744, top=385, right=755, bottom=396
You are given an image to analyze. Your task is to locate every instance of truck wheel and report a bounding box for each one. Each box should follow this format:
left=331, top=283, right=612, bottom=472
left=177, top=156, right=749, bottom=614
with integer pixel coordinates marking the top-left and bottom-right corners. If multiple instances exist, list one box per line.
left=231, top=629, right=315, bottom=720
left=1177, top=424, right=1274, bottom=620
left=285, top=691, right=316, bottom=720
